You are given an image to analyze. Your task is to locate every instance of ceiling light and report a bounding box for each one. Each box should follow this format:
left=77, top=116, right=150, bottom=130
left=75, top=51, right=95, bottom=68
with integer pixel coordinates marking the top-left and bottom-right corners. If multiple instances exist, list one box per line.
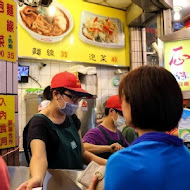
left=173, top=6, right=182, bottom=21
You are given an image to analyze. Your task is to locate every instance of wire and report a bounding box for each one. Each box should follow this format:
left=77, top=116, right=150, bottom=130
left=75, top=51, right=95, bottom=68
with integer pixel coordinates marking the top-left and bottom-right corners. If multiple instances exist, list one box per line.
left=2, top=147, right=19, bottom=158
left=28, top=75, right=42, bottom=88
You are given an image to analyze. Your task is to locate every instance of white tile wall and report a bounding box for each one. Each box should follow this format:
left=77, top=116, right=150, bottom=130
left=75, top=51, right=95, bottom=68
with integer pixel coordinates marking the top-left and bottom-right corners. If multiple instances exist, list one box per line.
left=101, top=89, right=109, bottom=96
left=13, top=63, right=18, bottom=94
left=50, top=61, right=60, bottom=76
left=18, top=58, right=128, bottom=149
left=59, top=62, right=69, bottom=71
left=7, top=61, right=13, bottom=94
left=101, top=78, right=109, bottom=90
left=130, top=27, right=143, bottom=70
left=0, top=60, right=7, bottom=93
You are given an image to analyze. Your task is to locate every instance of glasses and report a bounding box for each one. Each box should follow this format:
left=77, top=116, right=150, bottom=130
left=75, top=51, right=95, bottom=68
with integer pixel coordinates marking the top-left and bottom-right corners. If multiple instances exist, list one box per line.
left=62, top=92, right=82, bottom=103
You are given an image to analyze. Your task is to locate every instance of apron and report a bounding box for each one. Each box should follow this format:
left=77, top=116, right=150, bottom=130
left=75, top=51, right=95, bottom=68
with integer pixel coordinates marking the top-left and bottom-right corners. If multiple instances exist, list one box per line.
left=96, top=126, right=126, bottom=159
left=38, top=114, right=83, bottom=169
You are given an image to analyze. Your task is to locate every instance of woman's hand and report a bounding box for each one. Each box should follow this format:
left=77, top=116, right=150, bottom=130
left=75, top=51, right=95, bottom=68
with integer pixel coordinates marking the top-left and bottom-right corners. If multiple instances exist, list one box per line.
left=16, top=176, right=43, bottom=190
left=87, top=176, right=99, bottom=190
left=17, top=139, right=47, bottom=190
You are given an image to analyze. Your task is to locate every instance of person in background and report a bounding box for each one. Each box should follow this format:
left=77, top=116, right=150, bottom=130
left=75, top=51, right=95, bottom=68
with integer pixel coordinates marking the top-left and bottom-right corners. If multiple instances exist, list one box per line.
left=38, top=86, right=51, bottom=112
left=166, top=127, right=178, bottom=137
left=17, top=71, right=106, bottom=190
left=83, top=95, right=128, bottom=159
left=87, top=65, right=190, bottom=190
left=0, top=156, right=10, bottom=190
left=122, top=124, right=138, bottom=144
left=116, top=117, right=138, bottom=144
left=38, top=100, right=50, bottom=112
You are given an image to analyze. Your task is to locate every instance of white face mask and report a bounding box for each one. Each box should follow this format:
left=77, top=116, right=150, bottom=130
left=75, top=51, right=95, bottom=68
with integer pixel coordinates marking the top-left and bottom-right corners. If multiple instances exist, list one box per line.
left=113, top=115, right=126, bottom=128
left=57, top=96, right=78, bottom=115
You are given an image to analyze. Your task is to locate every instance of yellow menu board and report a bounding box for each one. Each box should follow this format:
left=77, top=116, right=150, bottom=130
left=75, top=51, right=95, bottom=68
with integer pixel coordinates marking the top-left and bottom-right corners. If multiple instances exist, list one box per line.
left=18, top=0, right=129, bottom=66
left=0, top=0, right=17, bottom=62
left=164, top=39, right=190, bottom=91
left=0, top=95, right=15, bottom=149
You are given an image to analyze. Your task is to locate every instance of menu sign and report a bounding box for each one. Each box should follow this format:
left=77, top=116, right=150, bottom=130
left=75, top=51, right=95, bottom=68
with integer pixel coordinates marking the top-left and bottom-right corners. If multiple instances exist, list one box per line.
left=0, top=95, right=15, bottom=149
left=164, top=39, right=190, bottom=91
left=0, top=0, right=17, bottom=62
left=18, top=0, right=129, bottom=66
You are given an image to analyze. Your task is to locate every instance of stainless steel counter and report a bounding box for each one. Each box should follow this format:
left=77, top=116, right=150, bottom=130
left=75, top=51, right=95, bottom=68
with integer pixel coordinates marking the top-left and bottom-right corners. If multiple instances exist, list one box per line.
left=8, top=166, right=86, bottom=190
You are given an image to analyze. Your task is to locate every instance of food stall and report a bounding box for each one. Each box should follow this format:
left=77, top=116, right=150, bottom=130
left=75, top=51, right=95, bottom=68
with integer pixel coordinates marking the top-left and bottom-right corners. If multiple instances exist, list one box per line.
left=0, top=0, right=178, bottom=189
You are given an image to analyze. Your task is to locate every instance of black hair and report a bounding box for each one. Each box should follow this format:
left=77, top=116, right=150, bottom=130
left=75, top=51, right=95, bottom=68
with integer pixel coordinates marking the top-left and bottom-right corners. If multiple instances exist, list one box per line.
left=119, top=65, right=183, bottom=132
left=105, top=108, right=123, bottom=116
left=43, top=86, right=67, bottom=100
left=43, top=86, right=51, bottom=100
left=44, top=87, right=85, bottom=100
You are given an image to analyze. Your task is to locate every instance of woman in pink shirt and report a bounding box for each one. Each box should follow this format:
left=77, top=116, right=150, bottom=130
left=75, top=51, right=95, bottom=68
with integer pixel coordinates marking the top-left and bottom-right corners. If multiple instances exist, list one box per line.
left=0, top=156, right=10, bottom=190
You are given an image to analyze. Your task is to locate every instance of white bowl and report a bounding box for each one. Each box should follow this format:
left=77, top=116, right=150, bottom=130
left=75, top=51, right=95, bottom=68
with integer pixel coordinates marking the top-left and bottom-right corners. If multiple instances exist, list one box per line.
left=18, top=1, right=73, bottom=43
left=79, top=11, right=125, bottom=49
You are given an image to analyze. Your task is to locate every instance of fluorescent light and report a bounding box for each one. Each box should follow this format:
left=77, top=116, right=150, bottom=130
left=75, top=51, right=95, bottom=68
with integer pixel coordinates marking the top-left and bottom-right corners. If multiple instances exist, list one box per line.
left=173, top=6, right=182, bottom=21
left=174, top=11, right=181, bottom=20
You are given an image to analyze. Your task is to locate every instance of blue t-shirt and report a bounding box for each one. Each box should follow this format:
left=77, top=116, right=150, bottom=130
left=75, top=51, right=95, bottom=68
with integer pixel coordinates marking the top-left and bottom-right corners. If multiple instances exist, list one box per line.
left=105, top=133, right=190, bottom=190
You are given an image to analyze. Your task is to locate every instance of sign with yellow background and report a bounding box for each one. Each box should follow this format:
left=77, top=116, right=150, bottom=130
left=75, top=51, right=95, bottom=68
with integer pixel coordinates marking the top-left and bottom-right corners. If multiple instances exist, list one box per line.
left=0, top=0, right=17, bottom=62
left=164, top=39, right=190, bottom=91
left=18, top=0, right=129, bottom=66
left=0, top=95, right=15, bottom=149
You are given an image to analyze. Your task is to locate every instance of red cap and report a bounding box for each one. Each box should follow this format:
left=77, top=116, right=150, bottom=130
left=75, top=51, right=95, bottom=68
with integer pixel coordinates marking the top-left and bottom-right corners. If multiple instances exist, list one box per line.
left=51, top=71, right=93, bottom=97
left=106, top=95, right=122, bottom=111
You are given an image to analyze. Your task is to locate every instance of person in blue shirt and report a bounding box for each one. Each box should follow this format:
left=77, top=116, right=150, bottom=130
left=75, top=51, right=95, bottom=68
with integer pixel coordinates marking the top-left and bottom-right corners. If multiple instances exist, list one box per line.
left=87, top=65, right=190, bottom=190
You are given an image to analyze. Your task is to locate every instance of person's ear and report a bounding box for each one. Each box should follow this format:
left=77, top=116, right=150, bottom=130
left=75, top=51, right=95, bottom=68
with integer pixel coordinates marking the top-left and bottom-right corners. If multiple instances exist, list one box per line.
left=109, top=108, right=115, bottom=116
left=52, top=90, right=60, bottom=100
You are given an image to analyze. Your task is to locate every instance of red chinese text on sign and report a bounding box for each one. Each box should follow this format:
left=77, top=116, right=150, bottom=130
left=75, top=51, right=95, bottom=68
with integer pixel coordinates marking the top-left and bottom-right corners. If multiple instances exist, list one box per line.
left=7, top=20, right=14, bottom=32
left=0, top=35, right=5, bottom=47
left=0, top=0, right=4, bottom=13
left=169, top=46, right=190, bottom=66
left=7, top=3, right=13, bottom=16
left=0, top=124, right=6, bottom=133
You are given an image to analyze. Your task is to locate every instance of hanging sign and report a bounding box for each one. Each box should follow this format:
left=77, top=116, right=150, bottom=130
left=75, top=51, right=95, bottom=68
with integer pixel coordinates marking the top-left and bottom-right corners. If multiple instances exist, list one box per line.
left=18, top=0, right=129, bottom=66
left=0, top=0, right=17, bottom=62
left=0, top=95, right=15, bottom=149
left=164, top=39, right=190, bottom=91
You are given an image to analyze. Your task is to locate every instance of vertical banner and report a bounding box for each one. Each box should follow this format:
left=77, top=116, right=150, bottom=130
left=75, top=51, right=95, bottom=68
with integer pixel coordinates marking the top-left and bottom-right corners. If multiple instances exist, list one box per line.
left=0, top=95, right=15, bottom=149
left=164, top=39, right=190, bottom=91
left=0, top=0, right=17, bottom=62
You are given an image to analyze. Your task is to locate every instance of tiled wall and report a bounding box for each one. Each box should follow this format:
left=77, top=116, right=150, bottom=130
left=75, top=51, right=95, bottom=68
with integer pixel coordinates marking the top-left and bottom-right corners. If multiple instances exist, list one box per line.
left=0, top=60, right=19, bottom=166
left=18, top=58, right=128, bottom=149
left=130, top=27, right=143, bottom=69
